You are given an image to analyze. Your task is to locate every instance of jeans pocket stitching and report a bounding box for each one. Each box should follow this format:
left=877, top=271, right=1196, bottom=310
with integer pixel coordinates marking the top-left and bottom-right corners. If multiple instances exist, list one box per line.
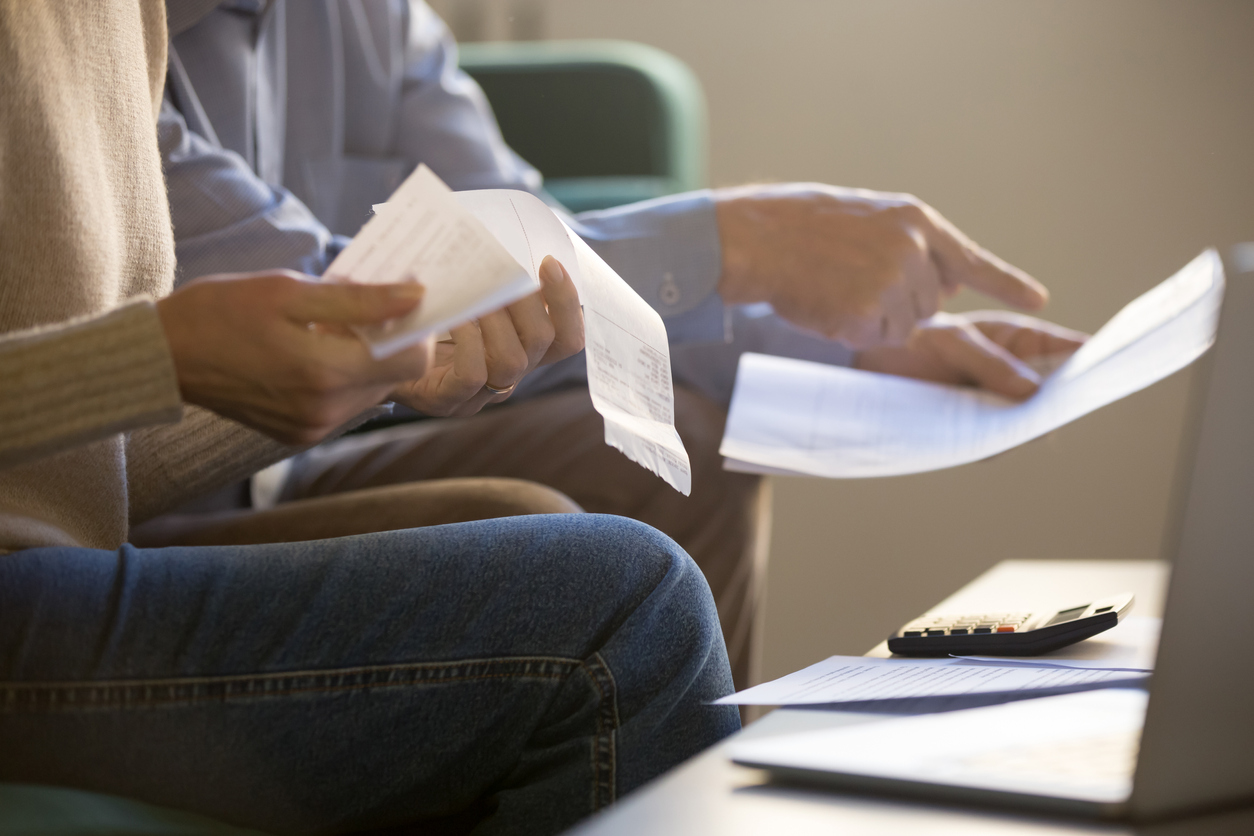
left=582, top=652, right=619, bottom=811
left=0, top=656, right=584, bottom=712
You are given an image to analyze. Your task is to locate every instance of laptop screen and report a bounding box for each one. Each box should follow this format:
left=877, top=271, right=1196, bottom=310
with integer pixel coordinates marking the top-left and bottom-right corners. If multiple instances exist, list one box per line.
left=1131, top=247, right=1254, bottom=818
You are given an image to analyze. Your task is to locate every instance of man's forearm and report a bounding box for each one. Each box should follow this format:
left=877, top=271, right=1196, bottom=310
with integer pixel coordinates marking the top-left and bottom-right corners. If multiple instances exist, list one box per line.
left=159, top=99, right=342, bottom=285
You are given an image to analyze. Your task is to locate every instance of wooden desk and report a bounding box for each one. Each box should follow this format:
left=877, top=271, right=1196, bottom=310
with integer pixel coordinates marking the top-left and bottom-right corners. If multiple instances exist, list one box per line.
left=568, top=560, right=1254, bottom=836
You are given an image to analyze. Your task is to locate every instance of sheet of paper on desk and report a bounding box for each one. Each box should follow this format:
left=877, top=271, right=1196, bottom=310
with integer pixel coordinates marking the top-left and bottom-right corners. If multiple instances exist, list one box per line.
left=454, top=190, right=692, bottom=495
left=719, top=249, right=1225, bottom=478
left=957, top=616, right=1160, bottom=672
left=715, top=655, right=1147, bottom=710
left=326, top=165, right=539, bottom=359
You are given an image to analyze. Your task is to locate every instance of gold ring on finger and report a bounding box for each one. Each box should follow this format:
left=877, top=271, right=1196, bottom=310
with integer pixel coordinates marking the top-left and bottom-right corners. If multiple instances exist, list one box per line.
left=483, top=381, right=517, bottom=396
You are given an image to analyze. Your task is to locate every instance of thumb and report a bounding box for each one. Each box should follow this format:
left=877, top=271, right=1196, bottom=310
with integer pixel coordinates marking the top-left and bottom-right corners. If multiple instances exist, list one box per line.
left=284, top=280, right=425, bottom=326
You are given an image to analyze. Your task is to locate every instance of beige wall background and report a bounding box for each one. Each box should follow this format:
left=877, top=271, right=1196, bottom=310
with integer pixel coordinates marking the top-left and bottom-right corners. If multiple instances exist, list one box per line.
left=437, top=0, right=1254, bottom=680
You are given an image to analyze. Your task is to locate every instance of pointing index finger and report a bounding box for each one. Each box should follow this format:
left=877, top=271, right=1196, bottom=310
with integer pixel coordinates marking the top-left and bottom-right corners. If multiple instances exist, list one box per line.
left=920, top=207, right=1049, bottom=311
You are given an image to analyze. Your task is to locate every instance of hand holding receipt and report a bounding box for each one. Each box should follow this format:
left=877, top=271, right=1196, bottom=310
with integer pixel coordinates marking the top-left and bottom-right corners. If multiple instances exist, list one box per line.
left=327, top=165, right=692, bottom=494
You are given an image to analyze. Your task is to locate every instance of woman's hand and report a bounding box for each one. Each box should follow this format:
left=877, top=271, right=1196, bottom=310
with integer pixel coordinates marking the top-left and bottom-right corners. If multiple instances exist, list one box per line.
left=157, top=270, right=432, bottom=444
left=390, top=255, right=585, bottom=417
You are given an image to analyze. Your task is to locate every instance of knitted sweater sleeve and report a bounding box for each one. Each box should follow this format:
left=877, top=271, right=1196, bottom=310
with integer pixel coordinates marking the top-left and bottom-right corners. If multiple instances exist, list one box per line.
left=0, top=297, right=183, bottom=471
left=124, top=405, right=295, bottom=524
left=124, top=403, right=392, bottom=525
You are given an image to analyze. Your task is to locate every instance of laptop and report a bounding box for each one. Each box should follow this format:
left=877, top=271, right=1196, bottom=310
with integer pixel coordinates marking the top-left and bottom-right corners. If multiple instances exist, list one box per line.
left=730, top=245, right=1254, bottom=821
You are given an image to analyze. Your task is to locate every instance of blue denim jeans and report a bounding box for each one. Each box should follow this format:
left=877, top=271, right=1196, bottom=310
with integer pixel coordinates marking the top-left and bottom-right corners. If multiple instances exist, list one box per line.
left=0, top=514, right=739, bottom=835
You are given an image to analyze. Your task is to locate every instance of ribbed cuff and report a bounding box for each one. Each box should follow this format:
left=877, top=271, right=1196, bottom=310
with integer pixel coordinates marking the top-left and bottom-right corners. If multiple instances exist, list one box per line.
left=126, top=403, right=394, bottom=524
left=125, top=405, right=291, bottom=523
left=0, top=298, right=183, bottom=471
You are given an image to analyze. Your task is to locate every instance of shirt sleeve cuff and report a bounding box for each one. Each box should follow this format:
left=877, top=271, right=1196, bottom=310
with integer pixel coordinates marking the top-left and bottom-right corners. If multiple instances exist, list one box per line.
left=568, top=189, right=723, bottom=320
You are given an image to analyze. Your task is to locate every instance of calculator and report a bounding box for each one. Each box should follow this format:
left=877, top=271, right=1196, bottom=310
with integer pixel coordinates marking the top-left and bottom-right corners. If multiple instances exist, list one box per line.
left=887, top=592, right=1135, bottom=657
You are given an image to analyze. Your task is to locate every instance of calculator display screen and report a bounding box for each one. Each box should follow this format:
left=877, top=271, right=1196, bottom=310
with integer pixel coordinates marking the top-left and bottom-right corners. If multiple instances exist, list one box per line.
left=1044, top=605, right=1089, bottom=626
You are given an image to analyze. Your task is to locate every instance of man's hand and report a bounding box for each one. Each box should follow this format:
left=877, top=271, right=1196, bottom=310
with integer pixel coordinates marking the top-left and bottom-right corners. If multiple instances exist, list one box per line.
left=854, top=311, right=1089, bottom=399
left=715, top=184, right=1049, bottom=349
left=390, top=255, right=585, bottom=417
left=157, top=270, right=432, bottom=445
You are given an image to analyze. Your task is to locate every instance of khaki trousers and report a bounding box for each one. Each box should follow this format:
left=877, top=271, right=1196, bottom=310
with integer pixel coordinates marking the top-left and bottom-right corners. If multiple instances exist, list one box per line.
left=133, top=387, right=767, bottom=689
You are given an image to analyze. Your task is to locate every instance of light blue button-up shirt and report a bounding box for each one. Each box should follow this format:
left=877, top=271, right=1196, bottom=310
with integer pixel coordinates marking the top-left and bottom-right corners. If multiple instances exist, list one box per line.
left=161, top=0, right=851, bottom=405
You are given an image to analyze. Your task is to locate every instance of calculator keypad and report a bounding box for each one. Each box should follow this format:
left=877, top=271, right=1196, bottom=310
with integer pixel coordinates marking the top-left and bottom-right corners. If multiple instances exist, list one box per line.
left=899, top=613, right=1032, bottom=638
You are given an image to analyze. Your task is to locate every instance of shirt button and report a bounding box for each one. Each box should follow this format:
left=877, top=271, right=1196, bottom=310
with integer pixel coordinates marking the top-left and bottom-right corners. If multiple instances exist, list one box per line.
left=659, top=273, right=681, bottom=306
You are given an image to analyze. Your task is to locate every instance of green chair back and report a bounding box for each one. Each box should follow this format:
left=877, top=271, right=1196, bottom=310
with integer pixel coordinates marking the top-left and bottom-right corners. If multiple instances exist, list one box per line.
left=459, top=39, right=707, bottom=212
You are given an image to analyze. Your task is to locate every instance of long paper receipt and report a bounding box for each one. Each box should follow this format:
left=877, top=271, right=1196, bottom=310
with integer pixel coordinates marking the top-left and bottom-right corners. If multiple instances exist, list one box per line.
left=328, top=165, right=692, bottom=494
left=720, top=249, right=1224, bottom=478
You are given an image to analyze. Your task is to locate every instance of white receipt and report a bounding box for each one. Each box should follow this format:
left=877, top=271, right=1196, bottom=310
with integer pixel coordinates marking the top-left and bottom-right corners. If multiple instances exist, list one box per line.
left=326, top=165, right=538, bottom=359
left=451, top=190, right=692, bottom=495
left=715, top=655, right=1147, bottom=707
left=720, top=250, right=1225, bottom=478
left=354, top=176, right=691, bottom=495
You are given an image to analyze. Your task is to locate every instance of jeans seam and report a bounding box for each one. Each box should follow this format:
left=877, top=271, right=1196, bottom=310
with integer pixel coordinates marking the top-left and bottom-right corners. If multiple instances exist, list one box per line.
left=582, top=652, right=619, bottom=811
left=0, top=656, right=583, bottom=712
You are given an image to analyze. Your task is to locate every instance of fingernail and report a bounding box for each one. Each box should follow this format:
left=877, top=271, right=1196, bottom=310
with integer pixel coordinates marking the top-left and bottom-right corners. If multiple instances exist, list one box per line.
left=540, top=256, right=564, bottom=283
left=1022, top=276, right=1049, bottom=308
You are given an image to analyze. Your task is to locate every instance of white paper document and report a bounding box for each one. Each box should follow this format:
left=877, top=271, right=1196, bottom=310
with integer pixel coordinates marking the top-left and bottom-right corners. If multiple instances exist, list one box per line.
left=332, top=164, right=691, bottom=494
left=720, top=250, right=1225, bottom=478
left=715, top=655, right=1147, bottom=709
left=730, top=688, right=1148, bottom=804
left=326, top=165, right=539, bottom=359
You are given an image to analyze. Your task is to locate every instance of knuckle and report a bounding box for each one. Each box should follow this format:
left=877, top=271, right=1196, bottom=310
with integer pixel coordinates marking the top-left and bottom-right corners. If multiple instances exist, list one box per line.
left=890, top=200, right=927, bottom=228
left=465, top=367, right=488, bottom=391
left=529, top=320, right=556, bottom=353
left=498, top=347, right=530, bottom=380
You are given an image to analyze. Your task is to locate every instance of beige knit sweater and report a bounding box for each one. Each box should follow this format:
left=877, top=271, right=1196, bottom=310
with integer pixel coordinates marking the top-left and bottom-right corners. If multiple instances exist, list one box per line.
left=0, top=1, right=292, bottom=552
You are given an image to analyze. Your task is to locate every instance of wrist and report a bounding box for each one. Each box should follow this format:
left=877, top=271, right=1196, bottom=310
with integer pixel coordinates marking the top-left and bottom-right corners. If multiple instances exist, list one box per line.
left=713, top=189, right=769, bottom=305
left=155, top=294, right=195, bottom=399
